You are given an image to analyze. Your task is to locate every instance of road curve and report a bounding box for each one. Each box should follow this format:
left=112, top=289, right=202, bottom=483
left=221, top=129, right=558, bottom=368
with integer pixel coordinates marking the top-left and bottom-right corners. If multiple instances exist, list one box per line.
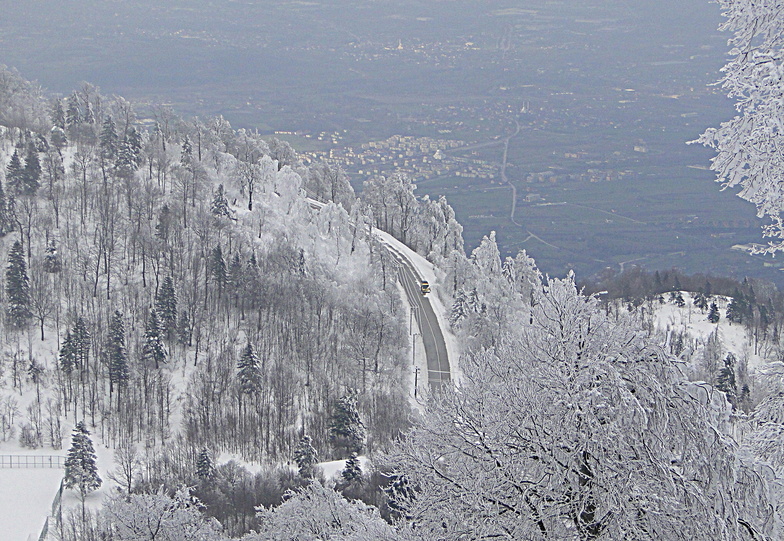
left=380, top=241, right=451, bottom=390
left=305, top=196, right=451, bottom=391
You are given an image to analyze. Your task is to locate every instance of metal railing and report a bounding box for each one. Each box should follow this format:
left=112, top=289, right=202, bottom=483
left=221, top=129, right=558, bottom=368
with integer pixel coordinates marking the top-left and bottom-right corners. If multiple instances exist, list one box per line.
left=0, top=455, right=65, bottom=468
left=38, top=479, right=64, bottom=541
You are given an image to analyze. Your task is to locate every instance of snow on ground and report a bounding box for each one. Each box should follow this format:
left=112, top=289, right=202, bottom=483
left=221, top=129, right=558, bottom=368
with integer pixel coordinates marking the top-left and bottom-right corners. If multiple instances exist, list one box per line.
left=317, top=456, right=370, bottom=485
left=653, top=292, right=763, bottom=370
left=0, top=467, right=62, bottom=541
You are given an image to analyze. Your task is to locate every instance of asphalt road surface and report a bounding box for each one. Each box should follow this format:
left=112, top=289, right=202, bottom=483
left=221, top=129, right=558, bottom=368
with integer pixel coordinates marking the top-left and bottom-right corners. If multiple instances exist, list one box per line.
left=381, top=242, right=451, bottom=390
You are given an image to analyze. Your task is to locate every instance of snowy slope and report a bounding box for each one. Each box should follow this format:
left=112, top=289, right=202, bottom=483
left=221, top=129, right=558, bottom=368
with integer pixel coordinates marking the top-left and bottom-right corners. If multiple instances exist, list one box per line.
left=653, top=292, right=764, bottom=370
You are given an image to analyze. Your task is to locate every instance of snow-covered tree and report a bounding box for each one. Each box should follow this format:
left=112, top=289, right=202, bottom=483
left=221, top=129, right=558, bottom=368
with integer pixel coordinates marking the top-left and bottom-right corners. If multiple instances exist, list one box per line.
left=155, top=275, right=178, bottom=341
left=5, top=149, right=24, bottom=194
left=337, top=452, right=362, bottom=490
left=388, top=273, right=780, bottom=539
left=250, top=482, right=400, bottom=541
left=329, top=391, right=365, bottom=457
left=196, top=448, right=215, bottom=483
left=43, top=239, right=62, bottom=273
left=5, top=240, right=31, bottom=329
left=101, top=487, right=224, bottom=541
left=141, top=308, right=166, bottom=369
left=695, top=1, right=784, bottom=252
left=64, top=421, right=102, bottom=521
left=293, top=434, right=318, bottom=479
left=709, top=301, right=721, bottom=323
left=108, top=311, right=129, bottom=404
left=0, top=178, right=14, bottom=236
left=210, top=183, right=233, bottom=220
left=237, top=342, right=261, bottom=396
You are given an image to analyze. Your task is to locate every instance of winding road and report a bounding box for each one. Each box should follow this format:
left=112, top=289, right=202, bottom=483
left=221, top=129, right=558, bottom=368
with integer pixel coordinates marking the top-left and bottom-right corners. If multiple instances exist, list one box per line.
left=306, top=196, right=451, bottom=391
left=380, top=240, right=451, bottom=390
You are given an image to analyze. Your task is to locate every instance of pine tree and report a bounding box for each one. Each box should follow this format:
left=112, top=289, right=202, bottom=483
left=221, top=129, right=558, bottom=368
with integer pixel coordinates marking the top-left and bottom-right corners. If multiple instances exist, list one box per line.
left=329, top=391, right=365, bottom=457
left=43, top=239, right=62, bottom=273
left=384, top=473, right=415, bottom=521
left=293, top=435, right=318, bottom=479
left=108, top=311, right=129, bottom=401
left=210, top=184, right=233, bottom=220
left=693, top=292, right=708, bottom=312
left=341, top=452, right=362, bottom=485
left=6, top=149, right=24, bottom=195
left=196, top=448, right=215, bottom=482
left=155, top=204, right=171, bottom=242
left=5, top=240, right=31, bottom=329
left=66, top=93, right=81, bottom=133
left=51, top=98, right=66, bottom=130
left=72, top=316, right=91, bottom=371
left=64, top=421, right=101, bottom=521
left=22, top=141, right=41, bottom=195
left=237, top=342, right=261, bottom=396
left=228, top=253, right=243, bottom=291
left=210, top=244, right=227, bottom=295
left=177, top=309, right=191, bottom=347
left=0, top=179, right=13, bottom=236
left=59, top=329, right=77, bottom=375
left=50, top=126, right=67, bottom=152
left=100, top=115, right=119, bottom=161
left=717, top=353, right=738, bottom=408
left=708, top=302, right=720, bottom=323
left=450, top=288, right=469, bottom=326
left=155, top=276, right=178, bottom=341
left=141, top=308, right=166, bottom=369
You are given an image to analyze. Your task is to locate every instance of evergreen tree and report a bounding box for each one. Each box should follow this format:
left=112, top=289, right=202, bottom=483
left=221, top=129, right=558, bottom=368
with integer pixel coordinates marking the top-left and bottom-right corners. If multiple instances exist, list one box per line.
left=51, top=98, right=66, bottom=130
left=64, top=421, right=101, bottom=521
left=155, top=204, right=171, bottom=242
left=450, top=288, right=469, bottom=326
left=384, top=473, right=415, bottom=521
left=22, top=141, right=41, bottom=195
left=237, top=342, right=261, bottom=395
left=43, top=239, right=62, bottom=273
left=0, top=179, right=14, bottom=236
left=50, top=126, right=67, bottom=152
left=340, top=452, right=362, bottom=485
left=141, top=308, right=166, bottom=369
left=177, top=309, right=191, bottom=347
left=228, top=253, right=243, bottom=291
left=155, top=276, right=178, bottom=341
left=65, top=93, right=81, bottom=134
left=59, top=329, right=77, bottom=375
left=181, top=135, right=193, bottom=165
left=6, top=149, right=24, bottom=195
left=693, top=292, right=708, bottom=312
left=108, top=311, right=129, bottom=400
left=293, top=435, right=319, bottom=479
left=708, top=302, right=720, bottom=323
left=196, top=448, right=215, bottom=482
left=100, top=115, right=119, bottom=161
left=210, top=183, right=233, bottom=220
left=329, top=391, right=365, bottom=457
left=72, top=316, right=91, bottom=371
left=5, top=240, right=31, bottom=329
left=717, top=353, right=738, bottom=408
left=210, top=244, right=227, bottom=294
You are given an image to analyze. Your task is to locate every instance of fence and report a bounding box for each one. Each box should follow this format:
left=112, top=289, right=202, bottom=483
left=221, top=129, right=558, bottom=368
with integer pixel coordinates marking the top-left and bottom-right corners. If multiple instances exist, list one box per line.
left=0, top=455, right=65, bottom=468
left=38, top=479, right=64, bottom=541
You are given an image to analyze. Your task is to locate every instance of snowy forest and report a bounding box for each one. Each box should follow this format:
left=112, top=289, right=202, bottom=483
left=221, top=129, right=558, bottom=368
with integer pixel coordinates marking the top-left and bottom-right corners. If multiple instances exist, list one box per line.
left=4, top=2, right=784, bottom=539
